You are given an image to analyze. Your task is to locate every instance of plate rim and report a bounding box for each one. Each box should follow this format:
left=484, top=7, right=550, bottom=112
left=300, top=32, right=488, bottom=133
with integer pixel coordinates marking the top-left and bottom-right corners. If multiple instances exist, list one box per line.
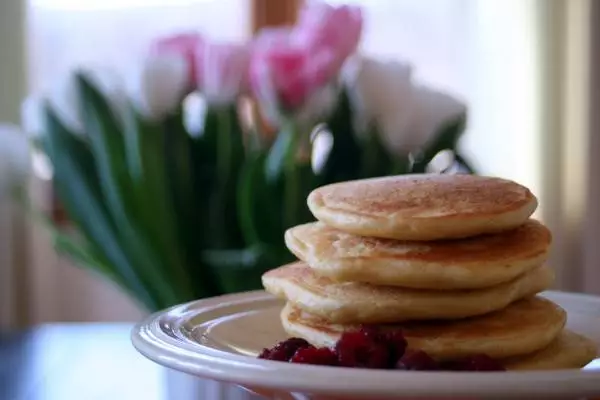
left=131, top=290, right=600, bottom=398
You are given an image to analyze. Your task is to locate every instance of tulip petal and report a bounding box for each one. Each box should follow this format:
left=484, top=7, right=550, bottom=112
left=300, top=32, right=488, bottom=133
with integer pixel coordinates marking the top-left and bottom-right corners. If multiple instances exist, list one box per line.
left=152, top=32, right=203, bottom=85
left=199, top=42, right=251, bottom=106
left=407, top=85, right=467, bottom=151
left=129, top=54, right=189, bottom=119
left=249, top=1, right=363, bottom=114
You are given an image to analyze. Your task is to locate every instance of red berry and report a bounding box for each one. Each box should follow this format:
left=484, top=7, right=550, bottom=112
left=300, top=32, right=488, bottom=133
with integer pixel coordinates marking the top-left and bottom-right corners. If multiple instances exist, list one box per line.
left=257, top=337, right=312, bottom=362
left=335, top=331, right=390, bottom=369
left=290, top=347, right=338, bottom=366
left=382, top=331, right=408, bottom=361
left=362, top=342, right=390, bottom=369
left=395, top=349, right=438, bottom=371
left=359, top=325, right=383, bottom=341
left=258, top=348, right=272, bottom=359
left=277, top=337, right=310, bottom=350
left=443, top=354, right=505, bottom=372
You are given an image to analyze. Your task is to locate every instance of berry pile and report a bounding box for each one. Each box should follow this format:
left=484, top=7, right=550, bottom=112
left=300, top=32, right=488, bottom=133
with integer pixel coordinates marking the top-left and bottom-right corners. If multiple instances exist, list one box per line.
left=258, top=326, right=505, bottom=371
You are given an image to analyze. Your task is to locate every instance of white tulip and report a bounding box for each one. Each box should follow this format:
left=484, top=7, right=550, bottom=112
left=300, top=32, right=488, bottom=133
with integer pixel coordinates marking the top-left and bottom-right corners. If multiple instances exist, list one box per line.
left=345, top=56, right=414, bottom=138
left=183, top=91, right=207, bottom=138
left=346, top=56, right=466, bottom=154
left=311, top=126, right=334, bottom=174
left=403, top=85, right=467, bottom=152
left=0, top=124, right=31, bottom=198
left=128, top=53, right=190, bottom=120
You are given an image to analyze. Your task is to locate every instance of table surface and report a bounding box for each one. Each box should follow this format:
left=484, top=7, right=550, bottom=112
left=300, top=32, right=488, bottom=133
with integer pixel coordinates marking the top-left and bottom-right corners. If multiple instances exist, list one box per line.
left=0, top=323, right=260, bottom=400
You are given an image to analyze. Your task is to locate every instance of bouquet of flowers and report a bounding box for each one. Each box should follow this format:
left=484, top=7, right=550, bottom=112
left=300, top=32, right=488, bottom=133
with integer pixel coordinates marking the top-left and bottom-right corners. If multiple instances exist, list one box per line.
left=12, top=1, right=474, bottom=312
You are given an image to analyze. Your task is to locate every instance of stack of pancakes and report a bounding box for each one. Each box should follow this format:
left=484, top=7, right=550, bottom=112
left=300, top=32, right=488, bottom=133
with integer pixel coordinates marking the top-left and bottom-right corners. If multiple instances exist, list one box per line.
left=262, top=174, right=597, bottom=370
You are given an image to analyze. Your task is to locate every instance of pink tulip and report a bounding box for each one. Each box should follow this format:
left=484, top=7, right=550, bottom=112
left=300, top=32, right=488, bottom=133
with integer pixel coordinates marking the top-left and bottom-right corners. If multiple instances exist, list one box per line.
left=198, top=42, right=251, bottom=105
left=151, top=33, right=204, bottom=86
left=296, top=1, right=363, bottom=67
left=152, top=33, right=251, bottom=105
left=249, top=2, right=363, bottom=116
left=250, top=29, right=337, bottom=110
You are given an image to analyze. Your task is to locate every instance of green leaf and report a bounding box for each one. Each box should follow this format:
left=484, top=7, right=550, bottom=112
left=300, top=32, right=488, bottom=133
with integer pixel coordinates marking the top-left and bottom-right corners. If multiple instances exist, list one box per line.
left=292, top=161, right=319, bottom=224
left=237, top=152, right=283, bottom=247
left=181, top=105, right=249, bottom=295
left=215, top=106, right=246, bottom=247
left=201, top=246, right=292, bottom=293
left=77, top=73, right=184, bottom=308
left=123, top=106, right=201, bottom=300
left=52, top=233, right=138, bottom=302
left=321, top=89, right=362, bottom=184
left=50, top=227, right=148, bottom=312
left=246, top=104, right=266, bottom=153
left=42, top=104, right=157, bottom=310
left=166, top=110, right=222, bottom=298
left=202, top=246, right=267, bottom=269
left=14, top=187, right=127, bottom=291
left=265, top=119, right=298, bottom=183
left=188, top=109, right=219, bottom=248
left=359, top=125, right=394, bottom=178
left=264, top=120, right=305, bottom=230
left=195, top=107, right=245, bottom=250
left=390, top=155, right=412, bottom=175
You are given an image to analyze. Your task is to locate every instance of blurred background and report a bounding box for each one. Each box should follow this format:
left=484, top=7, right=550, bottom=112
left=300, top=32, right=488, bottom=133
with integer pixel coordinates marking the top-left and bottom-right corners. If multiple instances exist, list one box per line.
left=0, top=0, right=598, bottom=328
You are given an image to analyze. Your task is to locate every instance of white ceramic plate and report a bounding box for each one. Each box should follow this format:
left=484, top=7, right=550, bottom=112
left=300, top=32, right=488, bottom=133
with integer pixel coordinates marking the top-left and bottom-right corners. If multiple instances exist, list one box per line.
left=132, top=290, right=600, bottom=399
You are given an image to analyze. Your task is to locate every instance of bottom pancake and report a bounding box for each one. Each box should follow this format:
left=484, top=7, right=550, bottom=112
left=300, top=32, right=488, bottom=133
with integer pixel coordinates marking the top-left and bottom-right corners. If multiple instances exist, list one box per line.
left=281, top=296, right=566, bottom=361
left=503, top=330, right=597, bottom=370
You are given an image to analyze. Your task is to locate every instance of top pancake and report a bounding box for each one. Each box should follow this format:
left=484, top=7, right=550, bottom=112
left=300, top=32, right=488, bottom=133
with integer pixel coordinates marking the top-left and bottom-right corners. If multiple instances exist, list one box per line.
left=285, top=220, right=551, bottom=289
left=307, top=174, right=538, bottom=241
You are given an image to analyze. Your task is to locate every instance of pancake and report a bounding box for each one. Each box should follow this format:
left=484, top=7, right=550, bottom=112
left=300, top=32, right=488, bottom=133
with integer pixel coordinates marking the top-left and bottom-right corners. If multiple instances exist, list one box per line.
left=503, top=330, right=597, bottom=370
left=307, top=174, right=537, bottom=241
left=285, top=220, right=551, bottom=289
left=262, top=262, right=554, bottom=324
left=280, top=296, right=567, bottom=360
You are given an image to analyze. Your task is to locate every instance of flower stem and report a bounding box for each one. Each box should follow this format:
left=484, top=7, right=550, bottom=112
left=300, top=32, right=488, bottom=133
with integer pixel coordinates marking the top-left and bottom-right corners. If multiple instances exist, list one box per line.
left=282, top=119, right=300, bottom=229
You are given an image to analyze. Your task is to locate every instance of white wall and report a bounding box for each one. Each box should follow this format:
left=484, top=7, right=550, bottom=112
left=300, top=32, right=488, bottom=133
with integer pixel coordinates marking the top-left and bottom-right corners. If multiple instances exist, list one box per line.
left=27, top=0, right=249, bottom=92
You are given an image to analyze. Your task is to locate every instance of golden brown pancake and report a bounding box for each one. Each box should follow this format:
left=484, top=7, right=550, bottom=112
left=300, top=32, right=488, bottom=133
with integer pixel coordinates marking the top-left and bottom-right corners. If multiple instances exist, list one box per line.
left=262, top=262, right=553, bottom=324
left=281, top=296, right=567, bottom=360
left=285, top=220, right=551, bottom=289
left=503, top=330, right=597, bottom=370
left=307, top=174, right=538, bottom=241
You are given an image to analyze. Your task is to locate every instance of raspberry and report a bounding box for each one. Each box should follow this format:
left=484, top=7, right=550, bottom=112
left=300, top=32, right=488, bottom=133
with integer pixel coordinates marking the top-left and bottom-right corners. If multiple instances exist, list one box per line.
left=257, top=337, right=311, bottom=362
left=359, top=325, right=383, bottom=341
left=290, top=347, right=338, bottom=366
left=395, top=349, right=438, bottom=371
left=443, top=354, right=506, bottom=372
left=358, top=326, right=408, bottom=367
left=277, top=338, right=311, bottom=352
left=335, top=331, right=390, bottom=369
left=258, top=348, right=272, bottom=359
left=382, top=331, right=408, bottom=362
